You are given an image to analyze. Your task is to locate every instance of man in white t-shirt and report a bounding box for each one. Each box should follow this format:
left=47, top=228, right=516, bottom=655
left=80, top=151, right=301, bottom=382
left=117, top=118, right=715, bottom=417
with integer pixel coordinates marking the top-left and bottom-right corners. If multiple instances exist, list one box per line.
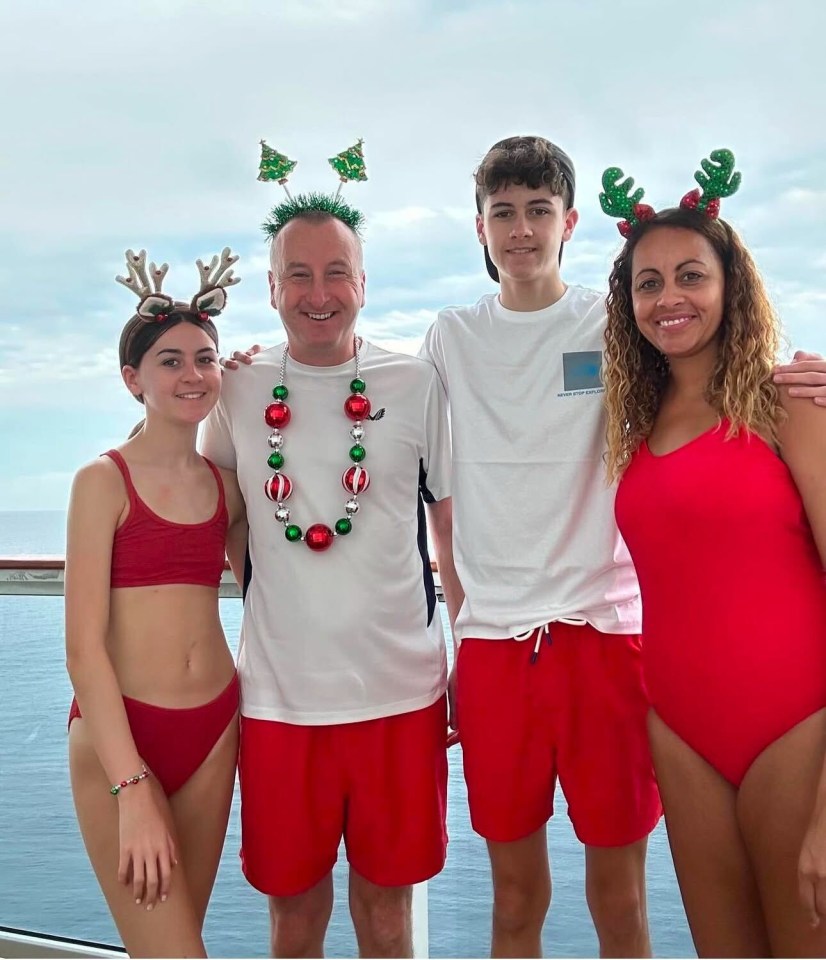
left=202, top=200, right=453, bottom=958
left=419, top=136, right=661, bottom=958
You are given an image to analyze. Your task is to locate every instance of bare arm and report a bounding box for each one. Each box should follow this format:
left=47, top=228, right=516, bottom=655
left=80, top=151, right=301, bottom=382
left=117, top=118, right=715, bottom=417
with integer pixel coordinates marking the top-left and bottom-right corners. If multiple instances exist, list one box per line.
left=65, top=462, right=145, bottom=783
left=427, top=496, right=464, bottom=746
left=777, top=392, right=826, bottom=926
left=426, top=496, right=464, bottom=643
left=220, top=467, right=248, bottom=588
left=65, top=461, right=176, bottom=907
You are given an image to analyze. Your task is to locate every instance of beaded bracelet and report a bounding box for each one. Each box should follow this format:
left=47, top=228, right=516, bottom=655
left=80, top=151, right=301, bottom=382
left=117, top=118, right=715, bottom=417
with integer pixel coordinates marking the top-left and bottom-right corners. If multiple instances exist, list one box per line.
left=110, top=766, right=150, bottom=796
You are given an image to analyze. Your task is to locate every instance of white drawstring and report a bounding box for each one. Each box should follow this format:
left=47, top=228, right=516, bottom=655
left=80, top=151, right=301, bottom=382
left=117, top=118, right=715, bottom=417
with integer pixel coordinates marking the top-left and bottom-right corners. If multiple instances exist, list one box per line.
left=514, top=623, right=551, bottom=663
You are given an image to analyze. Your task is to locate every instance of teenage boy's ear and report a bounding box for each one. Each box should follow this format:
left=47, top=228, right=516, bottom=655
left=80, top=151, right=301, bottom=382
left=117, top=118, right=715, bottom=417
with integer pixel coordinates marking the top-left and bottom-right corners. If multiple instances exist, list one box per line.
left=562, top=208, right=579, bottom=242
left=475, top=213, right=487, bottom=246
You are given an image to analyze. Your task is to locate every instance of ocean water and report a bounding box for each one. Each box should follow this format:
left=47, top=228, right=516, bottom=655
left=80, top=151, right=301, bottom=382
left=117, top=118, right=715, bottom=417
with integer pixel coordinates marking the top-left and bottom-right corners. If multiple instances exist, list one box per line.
left=0, top=511, right=693, bottom=958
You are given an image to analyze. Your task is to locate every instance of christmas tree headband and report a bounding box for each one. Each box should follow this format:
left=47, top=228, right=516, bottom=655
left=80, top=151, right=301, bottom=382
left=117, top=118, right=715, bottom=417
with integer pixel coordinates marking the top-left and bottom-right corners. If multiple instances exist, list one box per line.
left=116, top=248, right=240, bottom=323
left=258, top=138, right=368, bottom=239
left=599, top=148, right=742, bottom=238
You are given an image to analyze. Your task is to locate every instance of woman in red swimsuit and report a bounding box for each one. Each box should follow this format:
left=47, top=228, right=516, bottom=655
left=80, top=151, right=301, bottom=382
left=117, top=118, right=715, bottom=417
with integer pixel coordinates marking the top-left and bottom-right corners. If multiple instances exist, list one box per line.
left=66, top=249, right=247, bottom=957
left=601, top=152, right=826, bottom=957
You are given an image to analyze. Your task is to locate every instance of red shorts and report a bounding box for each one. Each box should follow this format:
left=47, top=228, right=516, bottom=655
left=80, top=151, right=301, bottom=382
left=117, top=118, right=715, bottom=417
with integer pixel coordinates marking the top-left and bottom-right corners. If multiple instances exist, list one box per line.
left=457, top=624, right=661, bottom=847
left=239, top=697, right=448, bottom=897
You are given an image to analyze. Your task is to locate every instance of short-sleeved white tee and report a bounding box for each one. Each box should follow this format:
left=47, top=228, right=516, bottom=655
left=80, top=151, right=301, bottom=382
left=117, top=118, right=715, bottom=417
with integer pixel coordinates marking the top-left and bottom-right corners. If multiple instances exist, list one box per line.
left=420, top=286, right=641, bottom=642
left=202, top=341, right=451, bottom=725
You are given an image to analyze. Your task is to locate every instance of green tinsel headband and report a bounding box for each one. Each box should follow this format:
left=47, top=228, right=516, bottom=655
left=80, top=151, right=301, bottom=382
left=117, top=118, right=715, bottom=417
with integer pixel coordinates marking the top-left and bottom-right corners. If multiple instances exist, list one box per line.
left=262, top=192, right=366, bottom=240
left=258, top=138, right=368, bottom=239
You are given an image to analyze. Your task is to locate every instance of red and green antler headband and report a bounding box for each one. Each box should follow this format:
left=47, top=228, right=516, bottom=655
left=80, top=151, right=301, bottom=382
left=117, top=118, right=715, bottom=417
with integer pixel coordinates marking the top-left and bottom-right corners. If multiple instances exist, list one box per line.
left=600, top=148, right=742, bottom=237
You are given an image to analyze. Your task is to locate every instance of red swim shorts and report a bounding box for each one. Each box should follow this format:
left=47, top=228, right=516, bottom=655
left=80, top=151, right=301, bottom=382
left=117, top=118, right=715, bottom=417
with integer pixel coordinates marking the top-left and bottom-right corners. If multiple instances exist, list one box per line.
left=457, top=623, right=661, bottom=847
left=239, top=696, right=448, bottom=897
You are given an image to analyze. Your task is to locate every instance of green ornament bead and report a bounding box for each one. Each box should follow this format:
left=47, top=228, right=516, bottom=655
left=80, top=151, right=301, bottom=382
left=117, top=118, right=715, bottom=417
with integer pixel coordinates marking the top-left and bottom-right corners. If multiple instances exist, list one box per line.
left=110, top=786, right=119, bottom=796
left=284, top=524, right=302, bottom=542
left=349, top=444, right=366, bottom=463
left=273, top=384, right=289, bottom=400
left=268, top=452, right=285, bottom=470
left=335, top=517, right=352, bottom=535
left=350, top=377, right=366, bottom=394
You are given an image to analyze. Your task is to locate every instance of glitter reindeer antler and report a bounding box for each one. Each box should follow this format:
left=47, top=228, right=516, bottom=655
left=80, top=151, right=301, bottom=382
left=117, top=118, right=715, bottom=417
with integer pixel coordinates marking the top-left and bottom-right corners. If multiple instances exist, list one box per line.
left=599, top=168, right=655, bottom=238
left=680, top=148, right=742, bottom=219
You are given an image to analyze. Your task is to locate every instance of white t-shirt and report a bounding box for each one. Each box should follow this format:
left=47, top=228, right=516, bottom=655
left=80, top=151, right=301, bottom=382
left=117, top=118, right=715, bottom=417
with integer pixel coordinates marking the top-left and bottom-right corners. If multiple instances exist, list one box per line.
left=420, top=286, right=641, bottom=641
left=202, top=341, right=451, bottom=724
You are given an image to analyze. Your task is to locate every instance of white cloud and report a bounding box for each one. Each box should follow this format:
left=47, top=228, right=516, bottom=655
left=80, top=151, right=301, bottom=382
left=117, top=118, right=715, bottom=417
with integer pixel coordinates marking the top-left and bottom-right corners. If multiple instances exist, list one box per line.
left=1, top=0, right=825, bottom=509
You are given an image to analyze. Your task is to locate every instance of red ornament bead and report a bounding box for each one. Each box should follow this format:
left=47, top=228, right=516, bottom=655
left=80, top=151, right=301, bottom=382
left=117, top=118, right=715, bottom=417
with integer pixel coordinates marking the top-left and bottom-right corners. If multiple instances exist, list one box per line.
left=156, top=313, right=168, bottom=324
left=265, top=474, right=293, bottom=502
left=305, top=523, right=334, bottom=551
left=344, top=394, right=371, bottom=420
left=618, top=220, right=634, bottom=238
left=342, top=465, right=370, bottom=494
left=199, top=311, right=209, bottom=321
left=265, top=401, right=291, bottom=428
left=120, top=781, right=128, bottom=788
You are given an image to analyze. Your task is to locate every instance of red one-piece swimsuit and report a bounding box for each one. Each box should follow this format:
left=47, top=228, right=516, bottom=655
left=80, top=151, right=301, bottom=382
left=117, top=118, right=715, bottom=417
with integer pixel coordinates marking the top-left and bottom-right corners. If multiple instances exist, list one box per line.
left=615, top=419, right=826, bottom=786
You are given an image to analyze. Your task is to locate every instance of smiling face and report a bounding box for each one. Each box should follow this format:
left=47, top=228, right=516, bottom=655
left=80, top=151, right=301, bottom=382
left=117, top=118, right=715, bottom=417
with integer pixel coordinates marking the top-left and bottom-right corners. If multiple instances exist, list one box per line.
left=269, top=216, right=366, bottom=365
left=122, top=320, right=221, bottom=425
left=631, top=225, right=726, bottom=363
left=476, top=183, right=578, bottom=289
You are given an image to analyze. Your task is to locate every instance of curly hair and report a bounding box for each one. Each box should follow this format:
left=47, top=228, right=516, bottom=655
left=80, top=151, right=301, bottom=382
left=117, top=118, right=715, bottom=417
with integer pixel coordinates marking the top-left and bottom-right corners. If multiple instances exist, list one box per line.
left=603, top=207, right=782, bottom=482
left=474, top=136, right=576, bottom=212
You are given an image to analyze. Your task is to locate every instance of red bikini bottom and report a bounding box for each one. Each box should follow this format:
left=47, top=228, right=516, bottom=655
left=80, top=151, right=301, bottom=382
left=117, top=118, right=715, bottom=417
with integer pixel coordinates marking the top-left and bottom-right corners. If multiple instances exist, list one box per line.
left=68, top=673, right=239, bottom=796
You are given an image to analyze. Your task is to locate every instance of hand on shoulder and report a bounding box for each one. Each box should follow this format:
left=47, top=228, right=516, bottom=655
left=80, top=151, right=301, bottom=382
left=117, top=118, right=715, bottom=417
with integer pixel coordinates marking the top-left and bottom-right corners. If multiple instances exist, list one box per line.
left=219, top=344, right=262, bottom=371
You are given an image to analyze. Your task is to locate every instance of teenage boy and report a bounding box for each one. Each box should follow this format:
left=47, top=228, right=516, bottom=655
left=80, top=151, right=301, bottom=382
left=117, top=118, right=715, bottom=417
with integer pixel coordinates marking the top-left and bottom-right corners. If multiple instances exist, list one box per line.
left=421, top=136, right=658, bottom=959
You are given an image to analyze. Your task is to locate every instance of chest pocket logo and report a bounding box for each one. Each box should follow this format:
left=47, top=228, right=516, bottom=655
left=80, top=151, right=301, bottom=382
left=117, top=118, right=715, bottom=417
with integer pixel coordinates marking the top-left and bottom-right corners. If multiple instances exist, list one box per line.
left=562, top=351, right=603, bottom=392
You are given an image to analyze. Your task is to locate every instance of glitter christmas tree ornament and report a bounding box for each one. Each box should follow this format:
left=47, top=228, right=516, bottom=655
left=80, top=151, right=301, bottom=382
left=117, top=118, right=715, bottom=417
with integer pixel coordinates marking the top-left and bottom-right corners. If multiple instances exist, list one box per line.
left=258, top=140, right=298, bottom=198
left=328, top=138, right=368, bottom=197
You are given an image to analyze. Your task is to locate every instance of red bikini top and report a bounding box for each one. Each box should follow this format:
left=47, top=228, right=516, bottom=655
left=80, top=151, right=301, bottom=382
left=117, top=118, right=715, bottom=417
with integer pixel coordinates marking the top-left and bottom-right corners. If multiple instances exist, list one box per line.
left=104, top=449, right=228, bottom=589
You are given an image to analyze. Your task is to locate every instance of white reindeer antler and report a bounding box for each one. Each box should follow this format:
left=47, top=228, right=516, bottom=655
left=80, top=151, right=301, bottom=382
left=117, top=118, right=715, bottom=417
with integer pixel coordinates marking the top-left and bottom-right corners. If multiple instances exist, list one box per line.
left=115, top=249, right=170, bottom=298
left=195, top=247, right=240, bottom=294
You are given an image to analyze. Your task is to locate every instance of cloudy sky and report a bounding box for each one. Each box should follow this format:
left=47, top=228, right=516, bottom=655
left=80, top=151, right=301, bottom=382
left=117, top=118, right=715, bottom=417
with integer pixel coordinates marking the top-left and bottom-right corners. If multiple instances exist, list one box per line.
left=2, top=0, right=824, bottom=511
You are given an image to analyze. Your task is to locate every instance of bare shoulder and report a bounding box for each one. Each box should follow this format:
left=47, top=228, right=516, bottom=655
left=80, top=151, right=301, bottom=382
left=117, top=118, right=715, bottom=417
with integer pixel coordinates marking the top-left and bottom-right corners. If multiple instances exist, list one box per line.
left=71, top=455, right=124, bottom=499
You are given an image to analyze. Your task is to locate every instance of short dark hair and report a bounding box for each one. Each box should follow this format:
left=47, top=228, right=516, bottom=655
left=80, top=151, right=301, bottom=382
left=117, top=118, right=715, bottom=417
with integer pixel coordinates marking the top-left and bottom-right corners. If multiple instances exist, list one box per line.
left=475, top=136, right=577, bottom=281
left=475, top=136, right=576, bottom=212
left=118, top=305, right=218, bottom=405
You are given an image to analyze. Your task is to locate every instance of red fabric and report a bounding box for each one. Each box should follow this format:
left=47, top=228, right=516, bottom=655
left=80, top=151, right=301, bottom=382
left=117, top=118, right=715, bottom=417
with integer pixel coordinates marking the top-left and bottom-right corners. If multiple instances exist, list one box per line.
left=457, top=625, right=661, bottom=847
left=238, top=697, right=448, bottom=896
left=615, top=422, right=826, bottom=786
left=68, top=674, right=239, bottom=795
left=104, top=449, right=227, bottom=589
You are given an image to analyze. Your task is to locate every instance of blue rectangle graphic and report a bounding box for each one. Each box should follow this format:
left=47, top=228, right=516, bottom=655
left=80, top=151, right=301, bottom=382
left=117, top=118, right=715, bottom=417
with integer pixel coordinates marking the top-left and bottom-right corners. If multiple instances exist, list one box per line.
left=562, top=351, right=603, bottom=392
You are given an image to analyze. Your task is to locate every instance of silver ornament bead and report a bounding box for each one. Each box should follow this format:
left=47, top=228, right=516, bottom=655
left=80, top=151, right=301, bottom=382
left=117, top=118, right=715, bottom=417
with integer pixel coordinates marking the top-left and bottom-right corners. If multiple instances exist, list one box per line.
left=350, top=423, right=364, bottom=441
left=345, top=497, right=360, bottom=516
left=275, top=506, right=290, bottom=522
left=268, top=431, right=284, bottom=449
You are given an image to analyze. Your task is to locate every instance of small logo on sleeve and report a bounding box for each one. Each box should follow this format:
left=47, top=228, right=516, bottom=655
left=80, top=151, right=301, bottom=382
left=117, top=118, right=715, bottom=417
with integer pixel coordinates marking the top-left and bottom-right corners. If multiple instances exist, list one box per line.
left=366, top=408, right=386, bottom=421
left=560, top=351, right=604, bottom=396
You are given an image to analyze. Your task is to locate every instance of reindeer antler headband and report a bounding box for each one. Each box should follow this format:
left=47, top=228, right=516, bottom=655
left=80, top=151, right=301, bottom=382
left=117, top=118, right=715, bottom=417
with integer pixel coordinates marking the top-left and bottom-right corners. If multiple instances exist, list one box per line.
left=600, top=148, right=742, bottom=238
left=258, top=138, right=368, bottom=239
left=116, top=248, right=241, bottom=323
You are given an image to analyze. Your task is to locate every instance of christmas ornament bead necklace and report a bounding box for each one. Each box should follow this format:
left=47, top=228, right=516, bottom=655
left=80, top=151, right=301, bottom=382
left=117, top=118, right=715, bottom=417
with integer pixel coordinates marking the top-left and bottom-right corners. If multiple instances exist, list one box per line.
left=264, top=336, right=372, bottom=552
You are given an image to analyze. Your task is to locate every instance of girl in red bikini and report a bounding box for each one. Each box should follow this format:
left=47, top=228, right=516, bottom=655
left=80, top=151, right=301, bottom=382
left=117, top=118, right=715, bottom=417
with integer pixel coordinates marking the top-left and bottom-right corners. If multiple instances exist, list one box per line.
left=601, top=151, right=826, bottom=957
left=66, top=248, right=247, bottom=957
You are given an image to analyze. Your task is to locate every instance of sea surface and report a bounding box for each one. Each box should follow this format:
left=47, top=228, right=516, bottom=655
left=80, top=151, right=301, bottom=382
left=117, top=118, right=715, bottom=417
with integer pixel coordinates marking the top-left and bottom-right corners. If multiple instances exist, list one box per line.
left=0, top=510, right=693, bottom=958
